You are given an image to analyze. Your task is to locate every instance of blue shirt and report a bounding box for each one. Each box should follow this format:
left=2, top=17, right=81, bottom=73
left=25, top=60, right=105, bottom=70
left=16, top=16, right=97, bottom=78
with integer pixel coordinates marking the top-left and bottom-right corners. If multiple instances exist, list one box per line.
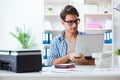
left=47, top=30, right=84, bottom=66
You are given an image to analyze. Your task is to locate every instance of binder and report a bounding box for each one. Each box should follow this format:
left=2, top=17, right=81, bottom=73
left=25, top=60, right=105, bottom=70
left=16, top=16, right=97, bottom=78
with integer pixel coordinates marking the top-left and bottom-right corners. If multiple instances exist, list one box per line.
left=104, top=32, right=112, bottom=44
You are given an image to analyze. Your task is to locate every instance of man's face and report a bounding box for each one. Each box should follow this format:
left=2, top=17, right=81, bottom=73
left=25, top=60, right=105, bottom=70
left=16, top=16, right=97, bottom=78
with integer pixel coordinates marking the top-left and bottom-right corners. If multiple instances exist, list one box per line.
left=62, top=14, right=80, bottom=34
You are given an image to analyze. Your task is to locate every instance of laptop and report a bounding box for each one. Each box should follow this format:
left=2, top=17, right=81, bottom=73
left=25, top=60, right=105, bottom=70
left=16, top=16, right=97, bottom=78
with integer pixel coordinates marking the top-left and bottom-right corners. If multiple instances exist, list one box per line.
left=74, top=34, right=104, bottom=59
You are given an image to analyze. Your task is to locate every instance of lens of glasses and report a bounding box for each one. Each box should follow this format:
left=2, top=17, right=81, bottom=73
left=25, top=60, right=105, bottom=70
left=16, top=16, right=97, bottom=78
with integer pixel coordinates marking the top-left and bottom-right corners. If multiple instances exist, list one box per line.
left=65, top=19, right=80, bottom=26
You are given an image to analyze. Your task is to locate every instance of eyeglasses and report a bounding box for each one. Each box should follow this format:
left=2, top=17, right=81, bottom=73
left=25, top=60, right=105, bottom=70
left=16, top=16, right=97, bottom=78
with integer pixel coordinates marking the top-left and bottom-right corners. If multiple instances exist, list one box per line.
left=64, top=18, right=80, bottom=26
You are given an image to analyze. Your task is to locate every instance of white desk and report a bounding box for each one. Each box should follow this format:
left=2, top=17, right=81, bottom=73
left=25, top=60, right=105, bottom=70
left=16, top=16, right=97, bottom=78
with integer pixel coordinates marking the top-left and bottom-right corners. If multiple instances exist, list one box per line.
left=0, top=65, right=120, bottom=80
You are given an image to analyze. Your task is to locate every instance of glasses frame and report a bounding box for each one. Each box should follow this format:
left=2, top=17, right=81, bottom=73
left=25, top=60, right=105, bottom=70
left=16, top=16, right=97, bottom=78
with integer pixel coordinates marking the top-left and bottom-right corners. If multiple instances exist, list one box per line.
left=64, top=18, right=80, bottom=26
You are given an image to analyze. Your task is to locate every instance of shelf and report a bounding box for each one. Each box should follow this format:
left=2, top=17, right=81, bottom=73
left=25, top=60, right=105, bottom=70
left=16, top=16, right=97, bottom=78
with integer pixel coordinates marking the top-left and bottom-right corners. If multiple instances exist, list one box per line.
left=43, top=0, right=113, bottom=52
left=84, top=14, right=113, bottom=30
left=45, top=14, right=59, bottom=16
left=84, top=0, right=112, bottom=4
left=44, top=0, right=70, bottom=3
left=42, top=44, right=50, bottom=48
left=85, top=28, right=112, bottom=31
left=103, top=44, right=112, bottom=52
left=43, top=29, right=62, bottom=32
left=44, top=0, right=71, bottom=16
left=85, top=29, right=112, bottom=34
left=84, top=13, right=112, bottom=16
left=104, top=44, right=112, bottom=46
left=44, top=0, right=71, bottom=30
left=84, top=0, right=112, bottom=14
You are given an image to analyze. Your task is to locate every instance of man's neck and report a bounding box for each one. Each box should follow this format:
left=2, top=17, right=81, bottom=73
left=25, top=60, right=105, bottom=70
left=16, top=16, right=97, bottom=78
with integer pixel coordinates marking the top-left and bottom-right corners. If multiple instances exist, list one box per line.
left=65, top=31, right=77, bottom=42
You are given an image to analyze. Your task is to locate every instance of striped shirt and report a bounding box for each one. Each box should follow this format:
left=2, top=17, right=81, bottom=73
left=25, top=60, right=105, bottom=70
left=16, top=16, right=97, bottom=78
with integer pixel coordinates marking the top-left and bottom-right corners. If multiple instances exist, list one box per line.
left=47, top=30, right=84, bottom=66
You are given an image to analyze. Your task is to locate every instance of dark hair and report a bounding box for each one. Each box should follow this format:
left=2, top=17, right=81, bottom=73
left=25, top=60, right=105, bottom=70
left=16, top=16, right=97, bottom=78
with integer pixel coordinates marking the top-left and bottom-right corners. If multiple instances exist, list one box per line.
left=60, top=5, right=79, bottom=21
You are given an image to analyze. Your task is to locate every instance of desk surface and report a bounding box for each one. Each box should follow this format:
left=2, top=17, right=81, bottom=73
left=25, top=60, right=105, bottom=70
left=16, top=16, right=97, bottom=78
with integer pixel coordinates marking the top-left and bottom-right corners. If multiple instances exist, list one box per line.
left=0, top=65, right=120, bottom=80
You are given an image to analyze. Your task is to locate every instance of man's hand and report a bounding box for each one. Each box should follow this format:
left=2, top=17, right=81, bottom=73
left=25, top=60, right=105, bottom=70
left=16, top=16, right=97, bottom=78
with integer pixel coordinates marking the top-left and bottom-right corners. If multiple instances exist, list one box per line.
left=69, top=53, right=94, bottom=65
left=69, top=53, right=86, bottom=63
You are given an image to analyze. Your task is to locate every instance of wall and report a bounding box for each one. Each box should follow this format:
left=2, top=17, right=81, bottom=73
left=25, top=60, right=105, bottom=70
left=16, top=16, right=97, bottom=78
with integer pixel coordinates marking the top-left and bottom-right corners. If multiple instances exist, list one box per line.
left=0, top=0, right=44, bottom=49
left=113, top=0, right=120, bottom=65
left=114, top=0, right=120, bottom=50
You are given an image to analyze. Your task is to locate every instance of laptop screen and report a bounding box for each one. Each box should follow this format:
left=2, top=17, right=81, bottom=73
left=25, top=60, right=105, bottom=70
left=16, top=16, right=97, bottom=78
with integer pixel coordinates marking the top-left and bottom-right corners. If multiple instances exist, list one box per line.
left=74, top=34, right=104, bottom=57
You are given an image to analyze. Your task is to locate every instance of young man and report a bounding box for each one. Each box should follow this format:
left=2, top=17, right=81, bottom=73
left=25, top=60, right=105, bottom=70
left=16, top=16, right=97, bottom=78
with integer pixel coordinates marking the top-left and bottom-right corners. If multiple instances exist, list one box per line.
left=47, top=5, right=94, bottom=66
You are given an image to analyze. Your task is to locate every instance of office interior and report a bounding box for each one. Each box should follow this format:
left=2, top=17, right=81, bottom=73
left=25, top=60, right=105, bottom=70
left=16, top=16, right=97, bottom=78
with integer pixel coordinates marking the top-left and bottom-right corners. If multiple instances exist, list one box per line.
left=0, top=0, right=120, bottom=80
left=0, top=0, right=119, bottom=49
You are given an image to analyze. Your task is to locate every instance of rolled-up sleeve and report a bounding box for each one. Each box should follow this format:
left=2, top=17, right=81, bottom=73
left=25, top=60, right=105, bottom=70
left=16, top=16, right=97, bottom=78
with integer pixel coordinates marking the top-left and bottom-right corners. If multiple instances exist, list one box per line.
left=47, top=36, right=66, bottom=66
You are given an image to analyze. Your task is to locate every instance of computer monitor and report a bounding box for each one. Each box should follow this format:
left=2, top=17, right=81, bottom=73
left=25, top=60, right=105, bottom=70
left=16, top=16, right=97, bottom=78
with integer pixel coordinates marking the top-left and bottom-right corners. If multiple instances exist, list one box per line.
left=75, top=34, right=104, bottom=58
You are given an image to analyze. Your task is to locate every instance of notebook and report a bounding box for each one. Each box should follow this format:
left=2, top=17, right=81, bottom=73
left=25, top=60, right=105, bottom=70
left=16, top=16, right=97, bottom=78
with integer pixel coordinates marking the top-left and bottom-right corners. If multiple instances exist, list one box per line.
left=74, top=34, right=104, bottom=58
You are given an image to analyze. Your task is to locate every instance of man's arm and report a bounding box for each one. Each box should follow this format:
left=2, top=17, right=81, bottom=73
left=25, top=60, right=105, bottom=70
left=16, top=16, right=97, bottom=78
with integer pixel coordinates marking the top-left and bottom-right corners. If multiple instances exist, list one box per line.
left=70, top=54, right=95, bottom=65
left=53, top=54, right=70, bottom=65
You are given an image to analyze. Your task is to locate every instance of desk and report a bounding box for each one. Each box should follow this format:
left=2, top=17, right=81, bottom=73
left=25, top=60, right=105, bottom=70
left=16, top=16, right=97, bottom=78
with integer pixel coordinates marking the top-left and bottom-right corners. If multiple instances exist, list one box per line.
left=0, top=65, right=120, bottom=80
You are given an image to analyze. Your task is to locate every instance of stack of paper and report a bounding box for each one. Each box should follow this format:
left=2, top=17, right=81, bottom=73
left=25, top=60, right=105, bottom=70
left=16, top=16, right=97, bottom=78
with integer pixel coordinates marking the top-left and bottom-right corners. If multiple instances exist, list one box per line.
left=92, top=52, right=112, bottom=68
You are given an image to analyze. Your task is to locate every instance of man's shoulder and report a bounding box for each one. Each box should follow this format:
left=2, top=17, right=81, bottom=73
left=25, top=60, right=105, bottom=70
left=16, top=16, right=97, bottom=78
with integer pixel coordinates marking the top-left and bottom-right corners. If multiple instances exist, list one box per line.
left=78, top=31, right=86, bottom=35
left=52, top=34, right=63, bottom=41
left=52, top=31, right=64, bottom=41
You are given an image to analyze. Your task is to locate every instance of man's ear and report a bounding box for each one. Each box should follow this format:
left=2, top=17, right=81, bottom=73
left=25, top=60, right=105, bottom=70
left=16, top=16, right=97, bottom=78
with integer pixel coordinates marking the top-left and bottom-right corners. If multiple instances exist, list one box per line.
left=61, top=20, right=64, bottom=25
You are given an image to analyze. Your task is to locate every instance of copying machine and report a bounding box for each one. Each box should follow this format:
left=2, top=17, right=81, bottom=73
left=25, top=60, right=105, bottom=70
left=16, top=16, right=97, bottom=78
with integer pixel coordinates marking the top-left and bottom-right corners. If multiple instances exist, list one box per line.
left=0, top=50, right=42, bottom=73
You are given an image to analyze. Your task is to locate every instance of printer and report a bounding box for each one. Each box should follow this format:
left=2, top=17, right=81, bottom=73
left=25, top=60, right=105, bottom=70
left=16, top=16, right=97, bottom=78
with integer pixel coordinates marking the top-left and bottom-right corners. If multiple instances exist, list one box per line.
left=0, top=50, right=42, bottom=73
